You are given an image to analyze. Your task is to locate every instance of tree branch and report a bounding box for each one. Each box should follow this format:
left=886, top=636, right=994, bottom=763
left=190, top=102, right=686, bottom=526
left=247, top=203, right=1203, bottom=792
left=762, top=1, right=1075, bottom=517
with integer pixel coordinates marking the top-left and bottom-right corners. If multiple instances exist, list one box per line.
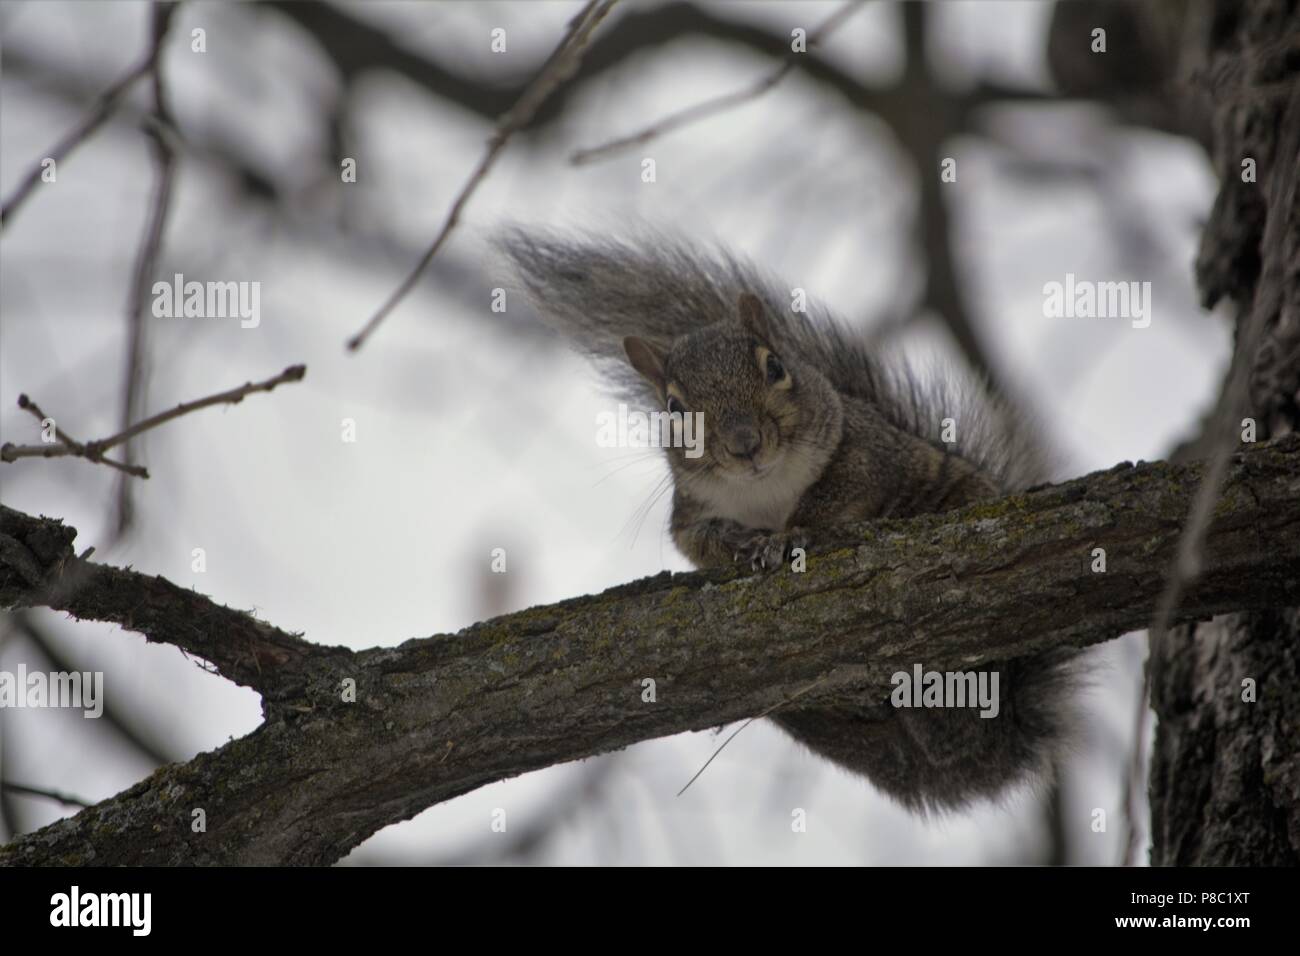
left=1, top=436, right=1297, bottom=865
left=0, top=783, right=92, bottom=810
left=115, top=2, right=184, bottom=537
left=569, top=1, right=863, bottom=165
left=0, top=2, right=179, bottom=228
left=0, top=364, right=306, bottom=474
left=0, top=507, right=333, bottom=698
left=344, top=0, right=619, bottom=352
left=1148, top=0, right=1300, bottom=866
left=5, top=394, right=144, bottom=477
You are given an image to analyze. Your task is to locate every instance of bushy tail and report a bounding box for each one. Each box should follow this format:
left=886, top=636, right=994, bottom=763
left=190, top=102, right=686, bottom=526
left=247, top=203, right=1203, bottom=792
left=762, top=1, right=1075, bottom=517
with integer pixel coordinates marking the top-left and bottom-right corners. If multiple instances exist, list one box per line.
left=495, top=226, right=764, bottom=405
left=496, top=225, right=1050, bottom=492
left=773, top=650, right=1083, bottom=815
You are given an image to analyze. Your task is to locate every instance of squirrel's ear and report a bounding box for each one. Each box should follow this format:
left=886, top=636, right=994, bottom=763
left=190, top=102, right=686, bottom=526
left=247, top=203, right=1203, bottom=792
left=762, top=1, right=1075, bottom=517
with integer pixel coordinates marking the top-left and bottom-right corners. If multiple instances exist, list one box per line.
left=623, top=336, right=668, bottom=396
left=737, top=293, right=772, bottom=343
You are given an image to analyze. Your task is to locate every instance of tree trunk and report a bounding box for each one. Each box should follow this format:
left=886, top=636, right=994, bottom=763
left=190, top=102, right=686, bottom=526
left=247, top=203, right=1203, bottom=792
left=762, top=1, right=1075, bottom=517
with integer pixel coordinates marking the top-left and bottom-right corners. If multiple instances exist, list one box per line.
left=1147, top=0, right=1300, bottom=866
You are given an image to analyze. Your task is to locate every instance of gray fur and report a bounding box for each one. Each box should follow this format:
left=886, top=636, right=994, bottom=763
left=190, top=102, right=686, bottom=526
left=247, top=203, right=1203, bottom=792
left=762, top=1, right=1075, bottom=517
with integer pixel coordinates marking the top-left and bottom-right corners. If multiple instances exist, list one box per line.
left=497, top=225, right=1079, bottom=814
left=495, top=225, right=1048, bottom=492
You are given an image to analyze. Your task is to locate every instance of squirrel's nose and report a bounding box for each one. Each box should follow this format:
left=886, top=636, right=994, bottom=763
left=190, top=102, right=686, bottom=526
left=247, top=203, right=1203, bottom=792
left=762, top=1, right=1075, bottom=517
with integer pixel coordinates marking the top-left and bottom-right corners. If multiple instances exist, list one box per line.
left=723, top=425, right=761, bottom=460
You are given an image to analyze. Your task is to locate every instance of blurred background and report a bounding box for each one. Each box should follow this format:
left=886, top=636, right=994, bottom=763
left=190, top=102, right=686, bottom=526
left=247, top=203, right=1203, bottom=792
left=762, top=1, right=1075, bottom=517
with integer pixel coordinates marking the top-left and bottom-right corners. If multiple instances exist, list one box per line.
left=0, top=0, right=1226, bottom=864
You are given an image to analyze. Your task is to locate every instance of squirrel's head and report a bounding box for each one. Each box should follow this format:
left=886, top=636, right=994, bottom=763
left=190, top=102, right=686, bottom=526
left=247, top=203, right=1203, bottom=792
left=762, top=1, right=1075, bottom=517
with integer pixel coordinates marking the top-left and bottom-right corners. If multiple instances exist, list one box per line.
left=623, top=293, right=841, bottom=484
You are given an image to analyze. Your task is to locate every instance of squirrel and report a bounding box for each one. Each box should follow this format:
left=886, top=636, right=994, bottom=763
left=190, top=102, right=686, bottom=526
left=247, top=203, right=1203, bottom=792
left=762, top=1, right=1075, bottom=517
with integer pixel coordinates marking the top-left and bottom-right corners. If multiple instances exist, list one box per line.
left=497, top=226, right=1080, bottom=813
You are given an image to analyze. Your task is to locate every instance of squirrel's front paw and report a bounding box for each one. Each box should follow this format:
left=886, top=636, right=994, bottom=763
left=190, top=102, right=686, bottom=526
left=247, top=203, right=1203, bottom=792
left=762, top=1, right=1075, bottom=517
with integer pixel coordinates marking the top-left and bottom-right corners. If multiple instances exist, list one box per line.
left=738, top=529, right=810, bottom=572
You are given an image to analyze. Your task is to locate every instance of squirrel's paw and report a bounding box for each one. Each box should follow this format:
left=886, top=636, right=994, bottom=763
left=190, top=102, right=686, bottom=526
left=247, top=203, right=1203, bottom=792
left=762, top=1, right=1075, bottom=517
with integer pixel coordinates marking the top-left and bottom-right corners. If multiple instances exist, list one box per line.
left=738, top=529, right=810, bottom=572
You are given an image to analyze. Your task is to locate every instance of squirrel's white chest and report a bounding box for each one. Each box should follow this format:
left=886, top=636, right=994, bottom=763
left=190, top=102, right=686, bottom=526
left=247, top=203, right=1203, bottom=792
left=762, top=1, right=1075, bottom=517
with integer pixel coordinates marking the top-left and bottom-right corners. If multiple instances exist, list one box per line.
left=690, top=454, right=821, bottom=531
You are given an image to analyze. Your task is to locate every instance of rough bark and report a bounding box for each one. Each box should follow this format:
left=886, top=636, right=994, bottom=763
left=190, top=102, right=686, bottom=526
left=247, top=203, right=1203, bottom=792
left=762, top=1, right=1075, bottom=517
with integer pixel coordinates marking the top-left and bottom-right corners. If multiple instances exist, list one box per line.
left=1147, top=0, right=1300, bottom=865
left=1149, top=610, right=1300, bottom=864
left=1, top=435, right=1298, bottom=865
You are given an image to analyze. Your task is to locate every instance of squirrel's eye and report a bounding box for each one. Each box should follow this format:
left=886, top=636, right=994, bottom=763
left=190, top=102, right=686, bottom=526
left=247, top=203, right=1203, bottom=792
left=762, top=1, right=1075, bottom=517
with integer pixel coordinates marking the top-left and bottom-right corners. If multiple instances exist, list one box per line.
left=666, top=396, right=685, bottom=416
left=766, top=353, right=786, bottom=385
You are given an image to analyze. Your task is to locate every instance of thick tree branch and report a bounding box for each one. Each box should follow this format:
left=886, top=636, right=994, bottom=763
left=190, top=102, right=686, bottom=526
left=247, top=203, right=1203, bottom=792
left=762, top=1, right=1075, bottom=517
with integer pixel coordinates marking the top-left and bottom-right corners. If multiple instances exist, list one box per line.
left=0, top=506, right=333, bottom=697
left=1, top=436, right=1298, bottom=865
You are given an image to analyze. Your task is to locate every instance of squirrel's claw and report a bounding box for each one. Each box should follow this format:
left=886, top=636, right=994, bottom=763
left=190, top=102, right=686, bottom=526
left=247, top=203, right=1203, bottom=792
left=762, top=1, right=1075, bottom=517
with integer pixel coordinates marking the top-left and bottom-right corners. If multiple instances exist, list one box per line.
left=742, top=529, right=810, bottom=573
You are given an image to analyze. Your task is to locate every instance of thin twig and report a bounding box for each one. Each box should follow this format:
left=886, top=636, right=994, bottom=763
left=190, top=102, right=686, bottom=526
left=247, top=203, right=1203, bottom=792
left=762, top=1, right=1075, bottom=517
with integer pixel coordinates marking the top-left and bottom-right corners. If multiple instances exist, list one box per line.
left=0, top=364, right=306, bottom=474
left=116, top=4, right=183, bottom=536
left=95, top=364, right=306, bottom=454
left=345, top=0, right=620, bottom=353
left=677, top=675, right=830, bottom=796
left=0, top=2, right=180, bottom=228
left=9, top=394, right=146, bottom=477
left=1, top=782, right=92, bottom=809
left=571, top=1, right=863, bottom=166
left=1118, top=640, right=1152, bottom=867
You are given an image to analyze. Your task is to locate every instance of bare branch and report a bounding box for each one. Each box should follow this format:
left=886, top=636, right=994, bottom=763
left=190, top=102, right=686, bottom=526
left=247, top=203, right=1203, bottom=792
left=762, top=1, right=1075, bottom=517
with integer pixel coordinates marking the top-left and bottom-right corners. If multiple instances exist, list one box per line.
left=571, top=1, right=863, bottom=165
left=1, top=436, right=1297, bottom=864
left=0, top=506, right=330, bottom=696
left=116, top=2, right=184, bottom=537
left=345, top=0, right=620, bottom=353
left=0, top=2, right=179, bottom=228
left=0, top=783, right=92, bottom=810
left=5, top=394, right=145, bottom=477
left=1119, top=668, right=1151, bottom=866
left=271, top=0, right=1084, bottom=385
left=0, top=364, right=307, bottom=475
left=677, top=674, right=829, bottom=796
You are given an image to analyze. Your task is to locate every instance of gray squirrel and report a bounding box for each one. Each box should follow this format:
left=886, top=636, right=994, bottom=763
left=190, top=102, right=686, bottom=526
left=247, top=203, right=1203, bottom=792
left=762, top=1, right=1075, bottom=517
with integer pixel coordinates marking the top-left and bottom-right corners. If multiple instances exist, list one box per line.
left=498, top=226, right=1080, bottom=813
